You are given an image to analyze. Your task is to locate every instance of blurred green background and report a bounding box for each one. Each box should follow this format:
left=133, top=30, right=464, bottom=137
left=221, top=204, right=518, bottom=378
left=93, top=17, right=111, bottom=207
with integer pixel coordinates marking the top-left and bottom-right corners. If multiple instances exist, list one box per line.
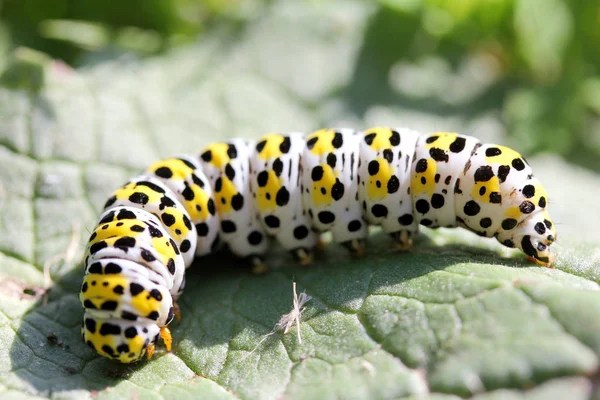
left=0, top=0, right=599, bottom=170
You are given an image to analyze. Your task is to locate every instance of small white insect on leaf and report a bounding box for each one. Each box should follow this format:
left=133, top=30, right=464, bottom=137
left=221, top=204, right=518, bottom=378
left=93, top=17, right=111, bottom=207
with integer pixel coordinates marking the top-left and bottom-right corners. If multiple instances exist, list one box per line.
left=277, top=282, right=311, bottom=344
left=244, top=281, right=311, bottom=359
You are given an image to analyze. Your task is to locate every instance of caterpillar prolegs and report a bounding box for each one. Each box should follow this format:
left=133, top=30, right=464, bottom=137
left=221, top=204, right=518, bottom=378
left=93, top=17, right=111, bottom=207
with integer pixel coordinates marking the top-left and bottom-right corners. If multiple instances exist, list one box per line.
left=80, top=128, right=557, bottom=363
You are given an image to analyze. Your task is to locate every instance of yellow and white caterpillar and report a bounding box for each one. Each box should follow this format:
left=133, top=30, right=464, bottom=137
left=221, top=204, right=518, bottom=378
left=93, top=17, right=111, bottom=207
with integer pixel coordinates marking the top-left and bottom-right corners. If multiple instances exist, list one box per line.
left=80, top=128, right=557, bottom=363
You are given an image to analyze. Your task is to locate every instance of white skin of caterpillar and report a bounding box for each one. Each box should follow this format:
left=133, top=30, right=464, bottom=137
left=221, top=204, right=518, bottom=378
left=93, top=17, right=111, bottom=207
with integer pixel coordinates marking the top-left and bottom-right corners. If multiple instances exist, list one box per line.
left=82, top=126, right=557, bottom=363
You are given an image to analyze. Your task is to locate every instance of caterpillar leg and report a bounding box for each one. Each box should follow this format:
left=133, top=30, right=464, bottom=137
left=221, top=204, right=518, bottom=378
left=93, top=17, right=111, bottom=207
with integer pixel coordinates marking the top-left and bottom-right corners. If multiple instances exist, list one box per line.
left=160, top=327, right=173, bottom=352
left=146, top=345, right=155, bottom=360
left=342, top=239, right=366, bottom=257
left=390, top=231, right=413, bottom=251
left=249, top=256, right=269, bottom=274
left=527, top=254, right=555, bottom=268
left=174, top=301, right=182, bottom=322
left=145, top=327, right=173, bottom=361
left=291, top=248, right=314, bottom=265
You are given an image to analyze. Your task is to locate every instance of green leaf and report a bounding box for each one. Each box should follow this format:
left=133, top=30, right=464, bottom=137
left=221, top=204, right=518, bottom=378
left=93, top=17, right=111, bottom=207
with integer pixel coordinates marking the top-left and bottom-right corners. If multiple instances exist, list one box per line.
left=1, top=1, right=599, bottom=399
left=514, top=0, right=573, bottom=84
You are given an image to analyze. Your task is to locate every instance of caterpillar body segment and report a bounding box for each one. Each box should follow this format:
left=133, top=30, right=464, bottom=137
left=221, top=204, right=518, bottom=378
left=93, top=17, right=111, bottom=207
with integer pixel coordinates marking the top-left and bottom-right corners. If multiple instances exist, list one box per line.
left=80, top=257, right=175, bottom=363
left=358, top=127, right=421, bottom=250
left=81, top=258, right=174, bottom=325
left=302, top=128, right=368, bottom=255
left=82, top=314, right=163, bottom=363
left=146, top=156, right=220, bottom=258
left=251, top=133, right=319, bottom=264
left=81, top=126, right=557, bottom=364
left=199, top=139, right=269, bottom=268
left=83, top=257, right=170, bottom=296
left=103, top=175, right=197, bottom=266
left=86, top=206, right=186, bottom=295
left=411, top=132, right=481, bottom=229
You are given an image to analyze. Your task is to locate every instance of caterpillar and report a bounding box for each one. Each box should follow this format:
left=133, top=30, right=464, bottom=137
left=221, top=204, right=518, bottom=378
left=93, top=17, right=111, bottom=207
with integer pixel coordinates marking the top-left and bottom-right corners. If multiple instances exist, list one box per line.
left=80, top=127, right=557, bottom=363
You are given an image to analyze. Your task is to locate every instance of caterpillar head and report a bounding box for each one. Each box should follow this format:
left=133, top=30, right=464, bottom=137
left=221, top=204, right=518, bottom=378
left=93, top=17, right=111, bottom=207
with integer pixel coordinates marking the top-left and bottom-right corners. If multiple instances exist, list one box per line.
left=82, top=315, right=161, bottom=363
left=494, top=176, right=556, bottom=265
left=511, top=212, right=556, bottom=266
